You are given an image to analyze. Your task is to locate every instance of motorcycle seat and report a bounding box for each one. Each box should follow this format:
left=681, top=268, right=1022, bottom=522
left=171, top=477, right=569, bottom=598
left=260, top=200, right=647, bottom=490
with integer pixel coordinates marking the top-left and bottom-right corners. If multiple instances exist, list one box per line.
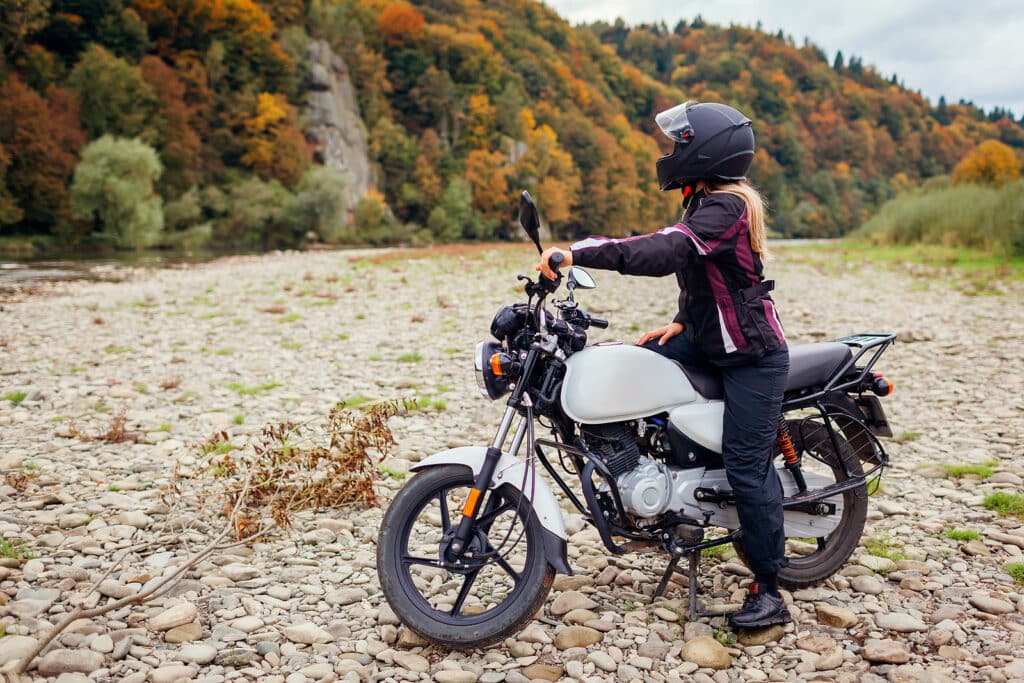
left=675, top=342, right=854, bottom=400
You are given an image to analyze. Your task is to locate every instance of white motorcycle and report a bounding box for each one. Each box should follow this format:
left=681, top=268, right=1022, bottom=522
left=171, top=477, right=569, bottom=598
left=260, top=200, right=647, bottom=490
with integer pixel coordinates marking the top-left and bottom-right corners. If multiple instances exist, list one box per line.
left=377, top=191, right=896, bottom=648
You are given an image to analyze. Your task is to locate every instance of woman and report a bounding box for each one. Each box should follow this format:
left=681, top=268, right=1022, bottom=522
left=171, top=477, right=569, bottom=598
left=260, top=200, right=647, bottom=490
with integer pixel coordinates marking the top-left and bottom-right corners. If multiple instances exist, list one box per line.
left=537, top=101, right=791, bottom=629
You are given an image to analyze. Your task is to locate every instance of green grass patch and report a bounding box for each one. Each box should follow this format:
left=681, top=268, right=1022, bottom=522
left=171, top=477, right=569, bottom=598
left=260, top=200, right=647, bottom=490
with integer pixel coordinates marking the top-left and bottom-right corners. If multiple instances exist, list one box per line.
left=226, top=381, right=282, bottom=395
left=200, top=440, right=237, bottom=455
left=430, top=399, right=447, bottom=411
left=443, top=347, right=460, bottom=355
left=339, top=395, right=369, bottom=409
left=132, top=300, right=157, bottom=308
left=104, top=345, right=131, bottom=354
left=337, top=333, right=350, bottom=341
left=983, top=492, right=1024, bottom=518
left=278, top=313, right=301, bottom=323
left=863, top=533, right=906, bottom=562
left=214, top=347, right=235, bottom=356
left=280, top=340, right=303, bottom=350
left=3, top=391, right=27, bottom=404
left=944, top=528, right=980, bottom=541
left=894, top=431, right=920, bottom=444
left=397, top=352, right=422, bottom=363
left=379, top=465, right=407, bottom=481
left=1004, top=562, right=1024, bottom=585
left=157, top=422, right=171, bottom=432
left=943, top=463, right=996, bottom=479
left=233, top=413, right=245, bottom=425
left=0, top=538, right=32, bottom=561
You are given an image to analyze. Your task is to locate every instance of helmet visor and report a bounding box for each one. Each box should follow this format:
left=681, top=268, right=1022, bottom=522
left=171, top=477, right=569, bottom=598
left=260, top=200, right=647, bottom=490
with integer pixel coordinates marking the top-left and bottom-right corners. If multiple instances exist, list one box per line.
left=655, top=101, right=697, bottom=143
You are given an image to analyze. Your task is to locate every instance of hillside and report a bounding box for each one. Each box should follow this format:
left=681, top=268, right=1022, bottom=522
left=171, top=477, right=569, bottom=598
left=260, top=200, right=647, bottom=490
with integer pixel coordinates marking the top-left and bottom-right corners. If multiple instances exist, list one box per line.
left=0, top=0, right=1022, bottom=251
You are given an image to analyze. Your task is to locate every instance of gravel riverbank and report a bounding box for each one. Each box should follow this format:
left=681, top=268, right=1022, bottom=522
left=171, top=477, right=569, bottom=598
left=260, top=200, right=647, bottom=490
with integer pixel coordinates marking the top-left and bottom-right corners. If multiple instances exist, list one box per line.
left=1, top=245, right=1023, bottom=682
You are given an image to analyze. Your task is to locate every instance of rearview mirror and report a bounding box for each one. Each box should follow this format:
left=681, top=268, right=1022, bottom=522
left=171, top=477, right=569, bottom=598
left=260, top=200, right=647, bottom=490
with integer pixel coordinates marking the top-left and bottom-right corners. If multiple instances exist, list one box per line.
left=567, top=267, right=596, bottom=291
left=519, top=191, right=542, bottom=254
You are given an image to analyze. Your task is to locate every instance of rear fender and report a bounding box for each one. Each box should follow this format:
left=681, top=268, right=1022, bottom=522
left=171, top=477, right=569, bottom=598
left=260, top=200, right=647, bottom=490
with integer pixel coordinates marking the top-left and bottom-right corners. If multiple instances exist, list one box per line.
left=410, top=446, right=572, bottom=575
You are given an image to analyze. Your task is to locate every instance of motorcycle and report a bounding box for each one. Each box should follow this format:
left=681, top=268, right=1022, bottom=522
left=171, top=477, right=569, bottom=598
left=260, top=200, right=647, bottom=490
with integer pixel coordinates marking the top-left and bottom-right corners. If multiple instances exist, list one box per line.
left=377, top=191, right=896, bottom=649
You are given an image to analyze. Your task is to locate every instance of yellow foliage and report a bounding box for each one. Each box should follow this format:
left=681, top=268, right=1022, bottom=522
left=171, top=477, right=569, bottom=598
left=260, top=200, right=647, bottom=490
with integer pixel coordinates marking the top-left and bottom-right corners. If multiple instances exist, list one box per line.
left=952, top=140, right=1021, bottom=187
left=464, top=94, right=496, bottom=149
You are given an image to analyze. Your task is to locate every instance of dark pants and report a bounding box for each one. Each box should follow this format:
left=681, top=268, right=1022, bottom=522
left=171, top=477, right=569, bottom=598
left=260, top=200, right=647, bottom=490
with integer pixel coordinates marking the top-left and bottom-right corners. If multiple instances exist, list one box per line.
left=644, top=335, right=790, bottom=575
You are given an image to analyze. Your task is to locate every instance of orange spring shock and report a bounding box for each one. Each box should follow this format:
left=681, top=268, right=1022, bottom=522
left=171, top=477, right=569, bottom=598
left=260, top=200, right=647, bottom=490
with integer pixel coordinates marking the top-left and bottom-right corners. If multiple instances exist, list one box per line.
left=777, top=417, right=799, bottom=467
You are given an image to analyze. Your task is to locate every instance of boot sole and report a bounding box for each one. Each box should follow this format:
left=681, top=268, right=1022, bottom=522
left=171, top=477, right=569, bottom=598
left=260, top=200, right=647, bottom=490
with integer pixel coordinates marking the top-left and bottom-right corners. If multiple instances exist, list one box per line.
left=729, top=612, right=793, bottom=630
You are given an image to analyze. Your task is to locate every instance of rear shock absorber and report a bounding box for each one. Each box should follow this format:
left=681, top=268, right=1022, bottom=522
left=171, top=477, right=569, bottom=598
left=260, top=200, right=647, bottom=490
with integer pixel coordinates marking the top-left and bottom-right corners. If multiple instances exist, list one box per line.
left=777, top=417, right=808, bottom=493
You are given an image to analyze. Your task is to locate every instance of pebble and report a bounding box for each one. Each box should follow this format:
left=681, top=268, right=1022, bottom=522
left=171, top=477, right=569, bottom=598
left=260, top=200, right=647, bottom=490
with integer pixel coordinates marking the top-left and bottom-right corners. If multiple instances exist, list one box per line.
left=681, top=636, right=731, bottom=670
left=876, top=612, right=928, bottom=632
left=282, top=622, right=333, bottom=644
left=859, top=555, right=898, bottom=573
left=36, top=649, right=104, bottom=675
left=521, top=663, right=563, bottom=681
left=851, top=574, right=884, bottom=594
left=815, top=604, right=859, bottom=628
left=149, top=665, right=198, bottom=683
left=164, top=622, right=202, bottom=643
left=553, top=625, right=603, bottom=650
left=588, top=651, right=618, bottom=672
left=862, top=638, right=910, bottom=664
left=970, top=594, right=1015, bottom=615
left=550, top=590, right=599, bottom=616
left=149, top=603, right=198, bottom=631
left=179, top=643, right=218, bottom=664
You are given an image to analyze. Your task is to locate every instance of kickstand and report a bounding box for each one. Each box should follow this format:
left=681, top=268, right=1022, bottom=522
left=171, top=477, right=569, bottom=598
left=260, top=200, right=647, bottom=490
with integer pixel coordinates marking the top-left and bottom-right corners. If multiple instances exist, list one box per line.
left=651, top=550, right=735, bottom=620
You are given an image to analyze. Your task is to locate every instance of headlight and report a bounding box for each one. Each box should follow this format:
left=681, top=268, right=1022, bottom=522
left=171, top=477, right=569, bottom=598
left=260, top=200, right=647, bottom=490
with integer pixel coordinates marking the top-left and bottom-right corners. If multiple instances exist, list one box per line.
left=474, top=340, right=512, bottom=400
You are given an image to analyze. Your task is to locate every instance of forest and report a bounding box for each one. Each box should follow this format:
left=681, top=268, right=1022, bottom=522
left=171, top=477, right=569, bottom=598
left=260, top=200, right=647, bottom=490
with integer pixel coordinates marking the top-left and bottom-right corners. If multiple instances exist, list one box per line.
left=0, top=0, right=1022, bottom=253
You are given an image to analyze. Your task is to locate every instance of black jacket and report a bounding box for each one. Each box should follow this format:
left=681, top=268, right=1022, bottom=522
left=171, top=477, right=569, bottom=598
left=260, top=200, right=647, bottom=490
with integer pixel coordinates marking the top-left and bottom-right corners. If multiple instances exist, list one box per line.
left=570, top=190, right=785, bottom=366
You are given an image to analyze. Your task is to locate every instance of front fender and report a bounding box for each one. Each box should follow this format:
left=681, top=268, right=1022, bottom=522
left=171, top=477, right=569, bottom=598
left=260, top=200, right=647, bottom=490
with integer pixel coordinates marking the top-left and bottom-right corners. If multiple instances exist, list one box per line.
left=410, top=446, right=572, bottom=575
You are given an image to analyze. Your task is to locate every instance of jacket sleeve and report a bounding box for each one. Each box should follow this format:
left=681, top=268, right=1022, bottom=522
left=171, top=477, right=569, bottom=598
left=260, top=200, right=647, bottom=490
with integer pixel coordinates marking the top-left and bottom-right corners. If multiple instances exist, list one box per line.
left=570, top=228, right=700, bottom=278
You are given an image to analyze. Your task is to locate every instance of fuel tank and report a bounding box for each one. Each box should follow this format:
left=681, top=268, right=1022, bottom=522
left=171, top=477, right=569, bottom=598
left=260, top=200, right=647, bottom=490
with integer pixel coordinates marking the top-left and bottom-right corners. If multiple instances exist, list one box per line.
left=560, top=344, right=702, bottom=424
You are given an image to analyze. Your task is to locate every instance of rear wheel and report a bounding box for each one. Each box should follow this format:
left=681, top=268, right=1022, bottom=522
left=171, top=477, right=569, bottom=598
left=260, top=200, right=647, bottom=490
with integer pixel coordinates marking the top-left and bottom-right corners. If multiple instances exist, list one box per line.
left=377, top=465, right=554, bottom=649
left=733, top=419, right=868, bottom=589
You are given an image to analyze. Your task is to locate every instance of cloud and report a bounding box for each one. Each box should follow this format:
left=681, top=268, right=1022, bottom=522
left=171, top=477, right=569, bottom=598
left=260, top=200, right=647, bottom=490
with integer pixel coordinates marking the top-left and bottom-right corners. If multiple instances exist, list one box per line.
left=545, top=0, right=1024, bottom=115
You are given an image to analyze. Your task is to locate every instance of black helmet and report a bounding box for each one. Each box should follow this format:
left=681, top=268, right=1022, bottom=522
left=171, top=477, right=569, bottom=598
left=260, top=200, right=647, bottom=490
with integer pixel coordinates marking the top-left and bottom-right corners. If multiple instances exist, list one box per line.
left=655, top=101, right=755, bottom=191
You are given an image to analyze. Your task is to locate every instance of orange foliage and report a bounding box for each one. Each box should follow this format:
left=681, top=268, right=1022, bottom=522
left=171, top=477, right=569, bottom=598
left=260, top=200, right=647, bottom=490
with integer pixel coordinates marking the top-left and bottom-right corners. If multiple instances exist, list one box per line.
left=464, top=149, right=510, bottom=222
left=377, top=3, right=425, bottom=46
left=952, top=140, right=1021, bottom=187
left=242, top=92, right=310, bottom=187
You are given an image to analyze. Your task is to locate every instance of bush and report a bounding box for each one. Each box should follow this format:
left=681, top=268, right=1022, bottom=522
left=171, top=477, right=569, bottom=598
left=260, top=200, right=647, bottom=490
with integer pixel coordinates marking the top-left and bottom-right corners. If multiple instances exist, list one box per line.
left=70, top=136, right=164, bottom=249
left=289, top=166, right=349, bottom=243
left=857, top=179, right=1024, bottom=256
left=352, top=191, right=401, bottom=245
left=427, top=178, right=484, bottom=241
left=217, top=176, right=301, bottom=248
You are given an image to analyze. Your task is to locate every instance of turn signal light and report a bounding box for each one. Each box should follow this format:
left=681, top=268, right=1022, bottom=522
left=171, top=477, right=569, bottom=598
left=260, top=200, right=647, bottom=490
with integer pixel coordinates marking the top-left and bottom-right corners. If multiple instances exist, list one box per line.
left=490, top=353, right=505, bottom=376
left=871, top=373, right=893, bottom=396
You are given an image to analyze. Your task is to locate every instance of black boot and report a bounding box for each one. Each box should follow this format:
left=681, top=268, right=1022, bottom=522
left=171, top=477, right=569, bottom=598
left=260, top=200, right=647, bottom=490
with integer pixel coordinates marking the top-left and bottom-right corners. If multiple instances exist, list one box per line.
left=729, top=583, right=792, bottom=630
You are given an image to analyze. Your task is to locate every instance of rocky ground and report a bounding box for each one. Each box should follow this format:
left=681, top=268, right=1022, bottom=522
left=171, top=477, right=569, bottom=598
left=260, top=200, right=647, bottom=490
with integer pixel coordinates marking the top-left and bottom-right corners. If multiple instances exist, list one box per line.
left=1, top=244, right=1023, bottom=683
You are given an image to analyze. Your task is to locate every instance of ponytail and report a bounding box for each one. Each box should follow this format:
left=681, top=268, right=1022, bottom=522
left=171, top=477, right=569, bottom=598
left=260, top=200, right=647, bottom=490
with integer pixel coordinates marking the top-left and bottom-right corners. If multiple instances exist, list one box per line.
left=707, top=180, right=769, bottom=260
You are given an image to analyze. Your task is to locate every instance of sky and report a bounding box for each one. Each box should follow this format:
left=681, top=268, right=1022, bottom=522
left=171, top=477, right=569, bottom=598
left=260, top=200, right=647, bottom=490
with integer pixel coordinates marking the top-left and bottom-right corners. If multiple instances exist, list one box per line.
left=546, top=0, right=1024, bottom=117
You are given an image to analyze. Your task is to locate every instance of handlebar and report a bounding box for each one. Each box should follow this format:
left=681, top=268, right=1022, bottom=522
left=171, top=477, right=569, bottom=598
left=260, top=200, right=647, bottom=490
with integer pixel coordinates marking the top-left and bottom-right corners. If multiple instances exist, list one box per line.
left=588, top=316, right=609, bottom=329
left=548, top=250, right=564, bottom=275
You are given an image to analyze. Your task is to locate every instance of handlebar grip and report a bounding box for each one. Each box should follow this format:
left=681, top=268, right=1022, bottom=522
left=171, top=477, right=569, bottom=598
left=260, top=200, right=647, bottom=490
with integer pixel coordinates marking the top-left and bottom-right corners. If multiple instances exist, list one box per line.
left=548, top=250, right=564, bottom=273
left=588, top=316, right=609, bottom=329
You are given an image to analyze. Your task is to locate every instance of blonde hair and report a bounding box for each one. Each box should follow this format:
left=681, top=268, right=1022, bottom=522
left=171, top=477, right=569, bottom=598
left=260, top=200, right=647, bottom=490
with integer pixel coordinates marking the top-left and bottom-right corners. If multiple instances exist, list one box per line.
left=707, top=180, right=769, bottom=260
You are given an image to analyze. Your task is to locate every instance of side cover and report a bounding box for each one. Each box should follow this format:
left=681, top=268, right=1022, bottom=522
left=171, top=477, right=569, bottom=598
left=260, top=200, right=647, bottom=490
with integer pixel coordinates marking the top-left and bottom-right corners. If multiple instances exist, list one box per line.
left=561, top=344, right=701, bottom=424
left=410, top=446, right=572, bottom=575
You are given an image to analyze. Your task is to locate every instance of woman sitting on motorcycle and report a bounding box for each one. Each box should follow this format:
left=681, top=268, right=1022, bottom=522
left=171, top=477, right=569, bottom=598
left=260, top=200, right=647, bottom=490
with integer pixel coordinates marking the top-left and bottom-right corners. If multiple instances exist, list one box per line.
left=537, top=101, right=791, bottom=629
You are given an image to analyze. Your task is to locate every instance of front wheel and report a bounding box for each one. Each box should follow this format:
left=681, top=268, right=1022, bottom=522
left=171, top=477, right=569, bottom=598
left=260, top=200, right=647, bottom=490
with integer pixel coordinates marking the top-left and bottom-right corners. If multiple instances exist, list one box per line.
left=377, top=465, right=554, bottom=649
left=733, top=419, right=868, bottom=589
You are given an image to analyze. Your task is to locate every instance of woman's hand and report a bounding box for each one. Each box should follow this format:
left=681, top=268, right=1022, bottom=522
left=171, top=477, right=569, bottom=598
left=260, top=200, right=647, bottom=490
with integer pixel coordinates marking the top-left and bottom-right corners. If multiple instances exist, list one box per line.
left=637, top=322, right=684, bottom=346
left=536, top=247, right=572, bottom=280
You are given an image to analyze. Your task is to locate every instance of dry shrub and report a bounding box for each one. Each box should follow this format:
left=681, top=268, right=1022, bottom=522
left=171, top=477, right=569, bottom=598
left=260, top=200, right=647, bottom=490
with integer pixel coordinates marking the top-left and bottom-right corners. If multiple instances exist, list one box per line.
left=260, top=305, right=288, bottom=314
left=410, top=314, right=425, bottom=323
left=312, top=290, right=338, bottom=300
left=303, top=272, right=315, bottom=281
left=5, top=471, right=37, bottom=492
left=181, top=400, right=409, bottom=539
left=0, top=337, right=8, bottom=348
left=68, top=413, right=141, bottom=443
left=93, top=317, right=105, bottom=325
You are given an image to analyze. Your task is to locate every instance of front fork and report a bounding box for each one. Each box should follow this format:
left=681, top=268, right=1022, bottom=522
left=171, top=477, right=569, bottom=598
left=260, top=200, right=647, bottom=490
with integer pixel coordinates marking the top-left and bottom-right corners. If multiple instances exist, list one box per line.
left=449, top=405, right=529, bottom=555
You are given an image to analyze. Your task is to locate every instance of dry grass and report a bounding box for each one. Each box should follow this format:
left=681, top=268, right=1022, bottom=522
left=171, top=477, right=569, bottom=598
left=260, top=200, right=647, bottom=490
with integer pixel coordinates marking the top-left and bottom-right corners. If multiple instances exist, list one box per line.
left=159, top=376, right=182, bottom=390
left=68, top=413, right=141, bottom=444
left=260, top=305, right=288, bottom=314
left=176, top=400, right=409, bottom=539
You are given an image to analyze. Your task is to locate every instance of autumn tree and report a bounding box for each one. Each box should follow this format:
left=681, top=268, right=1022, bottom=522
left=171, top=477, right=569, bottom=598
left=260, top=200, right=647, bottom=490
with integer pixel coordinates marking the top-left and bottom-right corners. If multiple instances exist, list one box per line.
left=70, top=136, right=164, bottom=249
left=67, top=44, right=157, bottom=140
left=0, top=144, right=24, bottom=225
left=241, top=92, right=310, bottom=187
left=377, top=2, right=425, bottom=46
left=952, top=140, right=1021, bottom=187
left=464, top=149, right=511, bottom=225
left=0, top=76, right=85, bottom=231
left=1, top=0, right=50, bottom=59
left=140, top=56, right=202, bottom=196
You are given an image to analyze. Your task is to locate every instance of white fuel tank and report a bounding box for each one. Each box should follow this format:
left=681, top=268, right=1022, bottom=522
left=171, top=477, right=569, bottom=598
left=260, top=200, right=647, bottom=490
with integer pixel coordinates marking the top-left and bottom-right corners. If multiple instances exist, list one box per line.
left=560, top=344, right=702, bottom=424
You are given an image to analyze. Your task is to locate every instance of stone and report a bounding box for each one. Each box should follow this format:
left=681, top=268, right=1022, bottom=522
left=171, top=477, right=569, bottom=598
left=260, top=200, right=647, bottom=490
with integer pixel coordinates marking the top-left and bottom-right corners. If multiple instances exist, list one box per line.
left=797, top=636, right=837, bottom=654
left=859, top=555, right=897, bottom=573
left=964, top=540, right=991, bottom=556
left=815, top=604, right=859, bottom=628
left=149, top=665, right=197, bottom=683
left=588, top=651, right=618, bottom=672
left=149, top=603, right=198, bottom=631
left=0, top=635, right=37, bottom=667
left=553, top=626, right=603, bottom=650
left=737, top=625, right=785, bottom=645
left=215, top=648, right=260, bottom=667
left=164, top=622, right=202, bottom=643
left=282, top=622, right=333, bottom=644
left=851, top=574, right=884, bottom=595
left=178, top=643, right=217, bottom=664
left=521, top=663, right=563, bottom=681
left=231, top=616, right=264, bottom=633
left=433, top=672, right=478, bottom=683
left=815, top=647, right=844, bottom=671
left=680, top=636, right=731, bottom=670
left=971, top=594, right=1015, bottom=615
left=684, top=621, right=715, bottom=641
left=549, top=590, right=598, bottom=616
left=324, top=588, right=367, bottom=606
left=90, top=634, right=114, bottom=653
left=221, top=563, right=260, bottom=581
left=393, top=652, right=429, bottom=673
left=562, top=608, right=598, bottom=624
left=876, top=613, right=928, bottom=632
left=36, top=649, right=105, bottom=675
left=862, top=638, right=910, bottom=664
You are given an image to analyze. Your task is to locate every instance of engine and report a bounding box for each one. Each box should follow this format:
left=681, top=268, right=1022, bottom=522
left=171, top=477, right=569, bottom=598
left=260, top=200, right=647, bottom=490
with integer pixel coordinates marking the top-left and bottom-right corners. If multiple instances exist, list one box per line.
left=584, top=422, right=706, bottom=520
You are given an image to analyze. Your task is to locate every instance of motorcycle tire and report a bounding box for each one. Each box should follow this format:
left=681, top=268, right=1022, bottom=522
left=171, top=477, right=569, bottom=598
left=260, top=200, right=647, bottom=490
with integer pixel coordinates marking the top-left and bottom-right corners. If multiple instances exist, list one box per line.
left=377, top=465, right=554, bottom=649
left=733, top=418, right=868, bottom=589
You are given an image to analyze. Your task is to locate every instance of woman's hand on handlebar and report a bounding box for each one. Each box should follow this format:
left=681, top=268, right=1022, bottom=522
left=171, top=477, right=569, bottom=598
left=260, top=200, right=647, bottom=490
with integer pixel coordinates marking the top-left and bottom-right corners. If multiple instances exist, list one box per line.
left=637, top=322, right=684, bottom=347
left=536, top=247, right=572, bottom=281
